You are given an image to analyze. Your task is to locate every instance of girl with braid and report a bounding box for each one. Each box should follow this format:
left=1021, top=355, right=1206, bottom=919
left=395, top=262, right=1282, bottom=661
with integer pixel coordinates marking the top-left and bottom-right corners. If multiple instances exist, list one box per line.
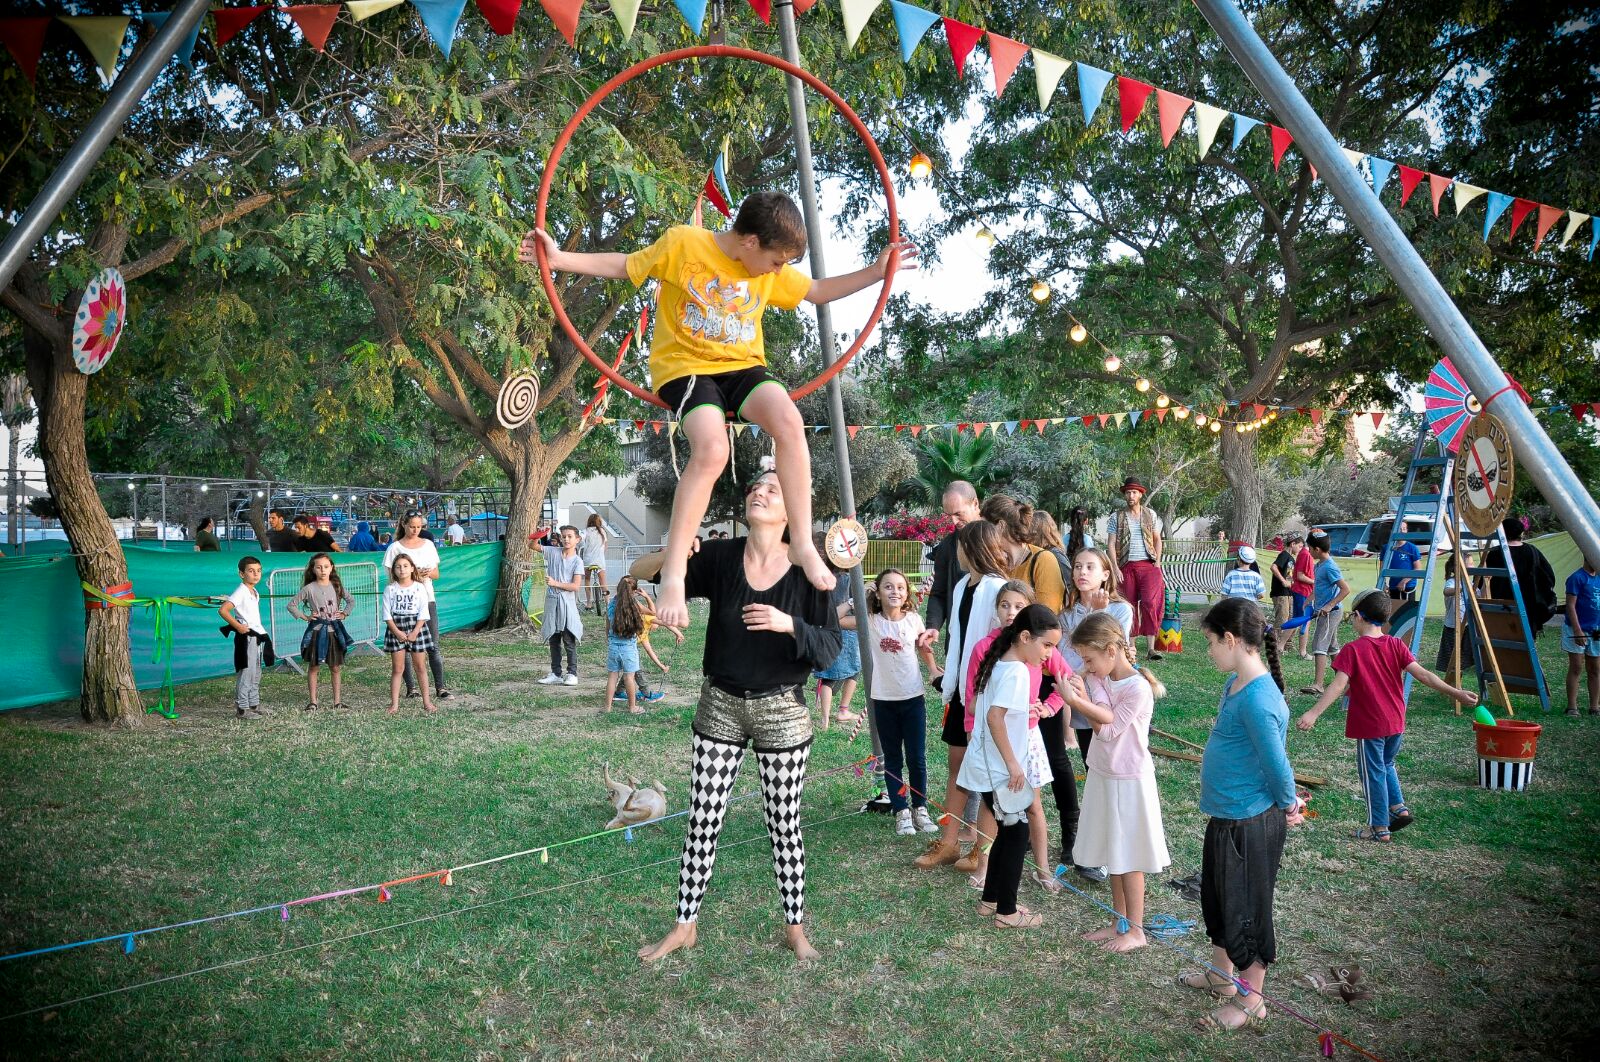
left=629, top=470, right=842, bottom=964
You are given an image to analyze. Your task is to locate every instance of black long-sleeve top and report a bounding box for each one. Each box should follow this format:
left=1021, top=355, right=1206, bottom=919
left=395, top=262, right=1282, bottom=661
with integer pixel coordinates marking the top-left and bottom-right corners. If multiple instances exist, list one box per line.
left=677, top=539, right=842, bottom=689
left=924, top=532, right=961, bottom=635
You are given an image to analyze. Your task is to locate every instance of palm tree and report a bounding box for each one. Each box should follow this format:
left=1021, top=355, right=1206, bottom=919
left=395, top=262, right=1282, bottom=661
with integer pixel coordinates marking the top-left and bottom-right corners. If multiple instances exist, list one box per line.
left=914, top=432, right=999, bottom=504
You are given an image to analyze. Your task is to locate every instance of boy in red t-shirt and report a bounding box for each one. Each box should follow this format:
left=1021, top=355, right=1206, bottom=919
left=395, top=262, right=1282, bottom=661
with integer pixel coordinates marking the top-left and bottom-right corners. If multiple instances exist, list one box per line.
left=1291, top=538, right=1316, bottom=658
left=1297, top=590, right=1477, bottom=841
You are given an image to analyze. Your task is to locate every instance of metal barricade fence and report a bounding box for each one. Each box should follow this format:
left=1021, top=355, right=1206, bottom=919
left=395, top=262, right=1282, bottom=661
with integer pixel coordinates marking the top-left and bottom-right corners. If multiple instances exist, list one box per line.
left=267, top=561, right=381, bottom=673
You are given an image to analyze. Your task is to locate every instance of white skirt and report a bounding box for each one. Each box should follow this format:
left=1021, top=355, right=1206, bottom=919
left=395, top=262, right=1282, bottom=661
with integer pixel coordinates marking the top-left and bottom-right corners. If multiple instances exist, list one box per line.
left=1025, top=726, right=1054, bottom=789
left=1072, top=768, right=1170, bottom=875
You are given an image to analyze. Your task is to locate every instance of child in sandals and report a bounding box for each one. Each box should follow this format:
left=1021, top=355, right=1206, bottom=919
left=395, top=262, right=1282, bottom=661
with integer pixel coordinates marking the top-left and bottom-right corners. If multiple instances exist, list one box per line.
left=1297, top=589, right=1477, bottom=841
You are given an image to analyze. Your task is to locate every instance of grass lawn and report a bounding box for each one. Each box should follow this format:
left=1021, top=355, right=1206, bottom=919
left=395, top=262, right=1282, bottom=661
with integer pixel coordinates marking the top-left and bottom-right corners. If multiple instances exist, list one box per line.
left=2, top=603, right=1598, bottom=1060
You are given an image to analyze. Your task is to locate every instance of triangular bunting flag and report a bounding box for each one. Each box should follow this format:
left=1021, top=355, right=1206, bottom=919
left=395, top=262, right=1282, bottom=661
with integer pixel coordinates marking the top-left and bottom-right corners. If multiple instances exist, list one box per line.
left=1309, top=408, right=1323, bottom=425
left=413, top=0, right=470, bottom=58
left=1268, top=125, right=1293, bottom=170
left=1154, top=408, right=1168, bottom=422
left=1340, top=146, right=1365, bottom=174
left=746, top=0, right=772, bottom=24
left=673, top=0, right=709, bottom=34
left=1032, top=419, right=1047, bottom=434
left=713, top=144, right=733, bottom=209
left=1368, top=157, right=1394, bottom=199
left=668, top=422, right=680, bottom=436
left=651, top=421, right=664, bottom=434
left=988, top=421, right=1002, bottom=435
left=1253, top=403, right=1266, bottom=419
left=1194, top=102, right=1228, bottom=158
left=285, top=5, right=341, bottom=52
left=689, top=192, right=704, bottom=228
left=1049, top=417, right=1064, bottom=425
left=1508, top=198, right=1537, bottom=240
left=987, top=33, right=1027, bottom=97
left=0, top=17, right=50, bottom=85
left=1370, top=411, right=1385, bottom=430
left=1574, top=403, right=1591, bottom=421
left=607, top=0, right=641, bottom=39
left=1453, top=182, right=1487, bottom=215
left=847, top=425, right=862, bottom=440
left=942, top=17, right=983, bottom=78
left=1428, top=174, right=1451, bottom=216
left=213, top=6, right=269, bottom=48
left=61, top=16, right=130, bottom=84
left=475, top=0, right=521, bottom=36
left=1076, top=63, right=1113, bottom=125
left=1097, top=413, right=1111, bottom=428
left=1113, top=412, right=1128, bottom=427
left=1561, top=211, right=1590, bottom=249
left=347, top=0, right=406, bottom=20
left=1396, top=164, right=1424, bottom=206
left=1481, top=191, right=1513, bottom=238
left=795, top=0, right=818, bottom=12
left=909, top=424, right=923, bottom=437
left=956, top=422, right=969, bottom=434
left=1117, top=76, right=1155, bottom=134
left=1230, top=113, right=1261, bottom=150
left=840, top=0, right=884, bottom=49
left=140, top=12, right=202, bottom=71
left=1003, top=420, right=1019, bottom=435
left=888, top=0, right=941, bottom=63
left=1033, top=49, right=1070, bottom=110
left=749, top=424, right=761, bottom=439
left=1154, top=89, right=1192, bottom=147
left=893, top=424, right=907, bottom=433
left=1082, top=415, right=1095, bottom=428
left=1308, top=161, right=1318, bottom=182
left=702, top=172, right=730, bottom=217
left=633, top=419, right=645, bottom=431
left=1127, top=410, right=1142, bottom=427
left=539, top=0, right=584, bottom=46
left=1589, top=223, right=1598, bottom=262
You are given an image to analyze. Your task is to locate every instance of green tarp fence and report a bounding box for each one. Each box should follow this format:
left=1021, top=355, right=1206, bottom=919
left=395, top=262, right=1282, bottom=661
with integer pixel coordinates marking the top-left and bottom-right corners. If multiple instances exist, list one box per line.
left=0, top=542, right=506, bottom=712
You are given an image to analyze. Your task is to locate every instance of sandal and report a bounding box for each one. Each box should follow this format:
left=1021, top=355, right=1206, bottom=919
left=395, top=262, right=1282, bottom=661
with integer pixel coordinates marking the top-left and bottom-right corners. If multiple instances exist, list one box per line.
left=1178, top=969, right=1239, bottom=998
left=332, top=702, right=345, bottom=711
left=304, top=702, right=319, bottom=712
left=1352, top=825, right=1392, bottom=842
left=1196, top=995, right=1267, bottom=1032
left=1388, top=804, right=1415, bottom=831
left=976, top=900, right=997, bottom=917
left=995, top=909, right=1043, bottom=929
left=1032, top=870, right=1063, bottom=894
left=967, top=873, right=986, bottom=891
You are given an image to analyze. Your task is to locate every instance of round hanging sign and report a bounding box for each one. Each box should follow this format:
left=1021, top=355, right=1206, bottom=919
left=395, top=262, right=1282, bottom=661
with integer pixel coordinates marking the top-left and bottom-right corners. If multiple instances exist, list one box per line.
left=496, top=371, right=540, bottom=430
left=824, top=518, right=869, bottom=570
left=72, top=268, right=126, bottom=374
left=1454, top=412, right=1515, bottom=538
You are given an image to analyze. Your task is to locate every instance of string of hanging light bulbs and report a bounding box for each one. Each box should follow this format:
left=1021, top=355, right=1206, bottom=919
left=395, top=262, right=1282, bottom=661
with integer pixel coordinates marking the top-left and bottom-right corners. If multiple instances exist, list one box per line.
left=891, top=120, right=1290, bottom=434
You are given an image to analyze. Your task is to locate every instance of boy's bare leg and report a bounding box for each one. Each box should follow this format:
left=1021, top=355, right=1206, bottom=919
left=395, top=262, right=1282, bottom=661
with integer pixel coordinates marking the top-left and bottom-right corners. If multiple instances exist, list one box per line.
left=656, top=406, right=731, bottom=628
left=740, top=384, right=835, bottom=592
left=624, top=671, right=640, bottom=714
left=604, top=671, right=619, bottom=713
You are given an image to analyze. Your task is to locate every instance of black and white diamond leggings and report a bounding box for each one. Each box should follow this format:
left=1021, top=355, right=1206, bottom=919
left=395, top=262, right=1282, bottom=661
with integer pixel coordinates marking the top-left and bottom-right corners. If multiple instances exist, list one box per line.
left=675, top=731, right=811, bottom=925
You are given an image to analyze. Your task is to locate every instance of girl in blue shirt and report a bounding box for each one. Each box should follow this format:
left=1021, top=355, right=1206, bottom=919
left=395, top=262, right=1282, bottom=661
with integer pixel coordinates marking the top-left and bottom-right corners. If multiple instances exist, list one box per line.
left=1182, top=597, right=1303, bottom=1033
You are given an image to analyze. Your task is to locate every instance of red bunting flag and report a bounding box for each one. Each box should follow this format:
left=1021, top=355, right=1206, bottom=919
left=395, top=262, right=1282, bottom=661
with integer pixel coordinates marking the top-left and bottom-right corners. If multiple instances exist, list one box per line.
left=1081, top=415, right=1095, bottom=428
left=1268, top=125, right=1293, bottom=170
left=1428, top=174, right=1450, bottom=216
left=1097, top=413, right=1111, bottom=428
left=986, top=32, right=1027, bottom=97
left=1309, top=409, right=1323, bottom=425
left=1154, top=89, right=1192, bottom=148
left=847, top=425, right=862, bottom=440
left=1533, top=205, right=1563, bottom=251
left=475, top=0, right=521, bottom=35
left=1032, top=419, right=1047, bottom=433
left=633, top=419, right=645, bottom=431
left=909, top=425, right=923, bottom=437
left=1508, top=198, right=1538, bottom=240
left=1370, top=411, right=1385, bottom=429
left=1574, top=403, right=1591, bottom=420
left=1155, top=408, right=1167, bottom=422
left=1118, top=77, right=1155, bottom=134
left=794, top=0, right=817, bottom=11
left=286, top=5, right=341, bottom=52
left=0, top=17, right=50, bottom=84
left=943, top=17, right=983, bottom=78
left=651, top=421, right=664, bottom=434
left=1253, top=403, right=1266, bottom=419
left=1396, top=164, right=1425, bottom=206
left=746, top=0, right=772, bottom=24
left=703, top=171, right=730, bottom=218
left=956, top=422, right=969, bottom=434
left=893, top=424, right=907, bottom=432
left=214, top=6, right=270, bottom=48
left=539, top=0, right=583, bottom=47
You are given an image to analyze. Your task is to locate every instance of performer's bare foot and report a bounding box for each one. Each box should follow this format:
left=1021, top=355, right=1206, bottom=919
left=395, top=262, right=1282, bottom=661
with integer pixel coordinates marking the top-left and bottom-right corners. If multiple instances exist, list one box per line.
left=1082, top=924, right=1119, bottom=942
left=638, top=921, right=697, bottom=962
left=789, top=540, right=836, bottom=593
left=783, top=924, right=820, bottom=963
left=655, top=576, right=689, bottom=629
left=1102, top=926, right=1148, bottom=953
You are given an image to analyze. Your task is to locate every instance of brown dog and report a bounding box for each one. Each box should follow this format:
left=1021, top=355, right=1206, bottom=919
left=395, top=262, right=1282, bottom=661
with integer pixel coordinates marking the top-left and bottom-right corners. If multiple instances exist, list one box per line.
left=604, top=764, right=668, bottom=830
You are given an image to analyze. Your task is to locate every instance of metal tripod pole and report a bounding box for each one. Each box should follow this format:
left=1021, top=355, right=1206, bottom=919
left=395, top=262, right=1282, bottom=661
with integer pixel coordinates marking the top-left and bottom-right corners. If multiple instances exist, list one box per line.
left=1193, top=0, right=1600, bottom=569
left=774, top=0, right=882, bottom=763
left=0, top=0, right=210, bottom=293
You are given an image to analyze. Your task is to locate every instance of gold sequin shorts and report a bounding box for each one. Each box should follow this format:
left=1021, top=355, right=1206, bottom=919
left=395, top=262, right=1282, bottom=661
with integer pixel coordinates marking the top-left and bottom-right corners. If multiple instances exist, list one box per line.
left=693, top=679, right=814, bottom=752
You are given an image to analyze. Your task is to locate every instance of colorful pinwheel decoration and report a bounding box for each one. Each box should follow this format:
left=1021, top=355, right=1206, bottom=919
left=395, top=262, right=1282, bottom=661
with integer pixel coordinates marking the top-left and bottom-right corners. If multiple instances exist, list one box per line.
left=72, top=268, right=126, bottom=375
left=1423, top=357, right=1478, bottom=453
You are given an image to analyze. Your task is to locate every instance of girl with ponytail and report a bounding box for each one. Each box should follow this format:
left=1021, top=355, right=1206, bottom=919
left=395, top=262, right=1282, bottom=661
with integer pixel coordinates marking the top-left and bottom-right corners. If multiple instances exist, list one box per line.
left=956, top=604, right=1063, bottom=929
left=1061, top=613, right=1169, bottom=953
left=1180, top=597, right=1302, bottom=1031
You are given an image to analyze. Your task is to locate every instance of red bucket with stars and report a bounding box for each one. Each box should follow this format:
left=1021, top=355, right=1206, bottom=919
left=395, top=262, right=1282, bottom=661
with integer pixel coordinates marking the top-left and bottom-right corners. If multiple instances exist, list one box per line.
left=1473, top=720, right=1541, bottom=791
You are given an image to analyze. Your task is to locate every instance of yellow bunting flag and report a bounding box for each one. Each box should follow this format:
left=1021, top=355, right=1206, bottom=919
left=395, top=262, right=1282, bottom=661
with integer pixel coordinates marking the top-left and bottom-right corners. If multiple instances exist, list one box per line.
left=1562, top=212, right=1590, bottom=250
left=609, top=0, right=643, bottom=39
left=60, top=15, right=130, bottom=85
left=1193, top=102, right=1228, bottom=158
left=1340, top=147, right=1366, bottom=173
left=347, top=0, right=407, bottom=21
left=840, top=0, right=884, bottom=49
left=1453, top=182, right=1487, bottom=215
left=1032, top=49, right=1071, bottom=110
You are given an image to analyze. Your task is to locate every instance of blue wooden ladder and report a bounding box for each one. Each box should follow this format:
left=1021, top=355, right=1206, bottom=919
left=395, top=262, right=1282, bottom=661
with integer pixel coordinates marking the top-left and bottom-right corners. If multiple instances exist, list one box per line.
left=1376, top=427, right=1453, bottom=702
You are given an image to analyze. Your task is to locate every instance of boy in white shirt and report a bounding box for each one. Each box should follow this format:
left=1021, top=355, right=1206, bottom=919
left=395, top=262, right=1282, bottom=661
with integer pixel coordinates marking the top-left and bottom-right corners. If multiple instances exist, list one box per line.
left=219, top=556, right=271, bottom=719
left=1219, top=545, right=1267, bottom=601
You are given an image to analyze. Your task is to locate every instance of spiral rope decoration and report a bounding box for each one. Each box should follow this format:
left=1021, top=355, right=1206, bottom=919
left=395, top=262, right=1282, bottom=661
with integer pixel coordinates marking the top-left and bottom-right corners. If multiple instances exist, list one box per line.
left=496, top=371, right=540, bottom=430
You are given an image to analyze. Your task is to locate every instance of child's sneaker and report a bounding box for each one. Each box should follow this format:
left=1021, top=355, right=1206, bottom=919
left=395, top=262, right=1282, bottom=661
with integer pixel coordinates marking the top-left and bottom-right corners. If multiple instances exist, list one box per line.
left=562, top=674, right=579, bottom=687
left=642, top=690, right=666, bottom=702
left=538, top=673, right=564, bottom=685
left=895, top=809, right=916, bottom=836
left=236, top=708, right=262, bottom=720
left=912, top=806, right=940, bottom=833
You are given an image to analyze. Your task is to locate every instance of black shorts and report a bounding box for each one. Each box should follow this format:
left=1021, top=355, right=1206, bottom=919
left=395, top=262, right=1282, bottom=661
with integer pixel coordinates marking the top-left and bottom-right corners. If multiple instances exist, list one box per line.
left=657, top=366, right=783, bottom=419
left=940, top=696, right=969, bottom=748
left=1201, top=807, right=1287, bottom=971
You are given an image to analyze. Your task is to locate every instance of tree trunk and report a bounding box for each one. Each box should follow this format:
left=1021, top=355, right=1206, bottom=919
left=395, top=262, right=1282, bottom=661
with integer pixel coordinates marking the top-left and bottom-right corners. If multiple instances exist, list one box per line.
left=1219, top=427, right=1265, bottom=547
left=23, top=325, right=143, bottom=726
left=241, top=457, right=268, bottom=547
left=486, top=449, right=555, bottom=629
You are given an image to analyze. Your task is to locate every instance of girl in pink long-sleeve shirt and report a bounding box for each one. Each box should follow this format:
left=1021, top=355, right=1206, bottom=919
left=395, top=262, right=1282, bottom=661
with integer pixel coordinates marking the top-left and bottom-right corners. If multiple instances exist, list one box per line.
left=964, top=581, right=1074, bottom=894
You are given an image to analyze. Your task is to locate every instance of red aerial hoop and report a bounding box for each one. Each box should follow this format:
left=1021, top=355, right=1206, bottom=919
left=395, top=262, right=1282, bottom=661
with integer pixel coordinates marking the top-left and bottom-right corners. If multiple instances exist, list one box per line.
left=534, top=45, right=900, bottom=411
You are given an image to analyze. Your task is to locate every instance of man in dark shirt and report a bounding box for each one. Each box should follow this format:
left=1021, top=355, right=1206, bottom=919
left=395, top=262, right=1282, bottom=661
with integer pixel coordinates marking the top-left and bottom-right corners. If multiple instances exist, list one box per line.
left=293, top=514, right=341, bottom=553
left=923, top=480, right=983, bottom=639
left=1489, top=517, right=1557, bottom=634
left=264, top=508, right=300, bottom=553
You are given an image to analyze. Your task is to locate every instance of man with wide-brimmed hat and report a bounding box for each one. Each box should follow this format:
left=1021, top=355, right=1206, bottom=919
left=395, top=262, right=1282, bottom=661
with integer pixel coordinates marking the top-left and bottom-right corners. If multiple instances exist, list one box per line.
left=1107, top=476, right=1166, bottom=660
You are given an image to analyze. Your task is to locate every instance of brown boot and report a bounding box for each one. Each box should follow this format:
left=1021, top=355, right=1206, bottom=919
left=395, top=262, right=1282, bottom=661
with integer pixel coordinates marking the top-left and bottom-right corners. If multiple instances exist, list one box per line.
left=913, top=838, right=961, bottom=869
left=953, top=846, right=984, bottom=874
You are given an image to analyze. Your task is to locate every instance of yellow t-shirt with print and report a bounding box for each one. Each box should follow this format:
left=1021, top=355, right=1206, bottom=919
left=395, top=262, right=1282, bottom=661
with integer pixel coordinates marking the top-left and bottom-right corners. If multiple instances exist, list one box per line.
left=625, top=225, right=811, bottom=390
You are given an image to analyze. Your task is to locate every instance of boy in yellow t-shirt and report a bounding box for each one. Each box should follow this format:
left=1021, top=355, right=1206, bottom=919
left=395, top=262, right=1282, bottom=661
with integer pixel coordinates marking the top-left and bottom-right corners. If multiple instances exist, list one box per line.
left=521, top=191, right=916, bottom=626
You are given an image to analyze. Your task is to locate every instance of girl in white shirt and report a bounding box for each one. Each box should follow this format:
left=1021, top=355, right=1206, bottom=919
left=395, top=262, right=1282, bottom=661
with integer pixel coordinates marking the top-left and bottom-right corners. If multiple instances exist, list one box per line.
left=382, top=554, right=437, bottom=715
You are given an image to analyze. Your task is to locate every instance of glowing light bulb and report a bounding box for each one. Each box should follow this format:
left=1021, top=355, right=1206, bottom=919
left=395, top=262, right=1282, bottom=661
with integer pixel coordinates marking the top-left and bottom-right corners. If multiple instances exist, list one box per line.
left=1175, top=406, right=1190, bottom=420
left=286, top=490, right=293, bottom=498
left=127, top=483, right=135, bottom=490
left=1103, top=353, right=1121, bottom=373
left=1156, top=394, right=1170, bottom=409
left=1135, top=378, right=1151, bottom=393
left=1236, top=423, right=1246, bottom=433
left=975, top=226, right=996, bottom=248
left=1069, top=322, right=1088, bottom=344
left=908, top=152, right=933, bottom=179
left=1030, top=279, right=1051, bottom=303
left=1210, top=421, right=1222, bottom=433
left=200, top=484, right=209, bottom=493
left=331, top=493, right=339, bottom=501
left=256, top=490, right=264, bottom=498
left=1194, top=413, right=1207, bottom=426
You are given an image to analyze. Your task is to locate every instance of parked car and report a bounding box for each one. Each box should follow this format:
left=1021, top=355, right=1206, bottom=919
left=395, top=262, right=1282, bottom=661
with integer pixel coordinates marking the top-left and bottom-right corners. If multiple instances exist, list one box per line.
left=1310, top=522, right=1370, bottom=557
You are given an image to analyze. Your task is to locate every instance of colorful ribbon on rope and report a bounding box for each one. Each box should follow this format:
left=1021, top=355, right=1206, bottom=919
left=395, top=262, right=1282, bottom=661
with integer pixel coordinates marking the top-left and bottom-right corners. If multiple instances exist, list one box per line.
left=79, top=581, right=223, bottom=719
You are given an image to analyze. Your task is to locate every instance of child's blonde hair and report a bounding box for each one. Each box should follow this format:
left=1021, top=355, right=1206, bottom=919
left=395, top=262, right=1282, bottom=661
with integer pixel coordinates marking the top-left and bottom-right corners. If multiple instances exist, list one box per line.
left=1070, top=612, right=1166, bottom=699
left=997, top=579, right=1034, bottom=605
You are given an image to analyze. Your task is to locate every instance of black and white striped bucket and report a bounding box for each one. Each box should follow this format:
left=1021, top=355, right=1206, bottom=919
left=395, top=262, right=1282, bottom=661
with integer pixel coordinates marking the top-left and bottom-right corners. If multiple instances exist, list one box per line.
left=1478, top=757, right=1534, bottom=792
